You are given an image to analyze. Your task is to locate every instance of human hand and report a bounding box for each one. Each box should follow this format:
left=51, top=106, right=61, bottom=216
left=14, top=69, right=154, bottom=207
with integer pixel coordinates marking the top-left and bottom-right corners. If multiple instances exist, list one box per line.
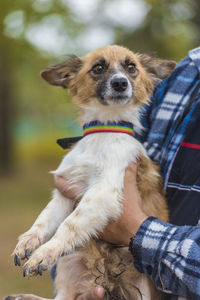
left=76, top=286, right=105, bottom=300
left=54, top=162, right=148, bottom=246
left=99, top=162, right=147, bottom=245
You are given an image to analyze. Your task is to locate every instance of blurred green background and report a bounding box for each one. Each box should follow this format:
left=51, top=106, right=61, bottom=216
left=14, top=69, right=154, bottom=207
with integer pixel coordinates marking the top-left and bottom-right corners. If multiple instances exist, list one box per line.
left=1, top=0, right=200, bottom=298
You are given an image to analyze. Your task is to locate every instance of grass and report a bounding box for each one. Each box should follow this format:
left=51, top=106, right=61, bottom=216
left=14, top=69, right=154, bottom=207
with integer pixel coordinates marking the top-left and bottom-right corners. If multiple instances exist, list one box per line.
left=0, top=155, right=65, bottom=299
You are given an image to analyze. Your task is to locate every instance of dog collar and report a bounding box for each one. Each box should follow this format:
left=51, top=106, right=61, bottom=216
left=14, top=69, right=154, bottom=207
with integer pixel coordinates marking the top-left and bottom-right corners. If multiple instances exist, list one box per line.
left=83, top=121, right=134, bottom=137
left=57, top=121, right=134, bottom=150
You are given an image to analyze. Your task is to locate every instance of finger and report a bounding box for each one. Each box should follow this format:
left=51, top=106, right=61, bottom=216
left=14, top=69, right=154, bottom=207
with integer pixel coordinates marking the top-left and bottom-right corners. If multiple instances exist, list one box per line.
left=54, top=175, right=78, bottom=200
left=125, top=162, right=137, bottom=177
left=127, top=161, right=137, bottom=171
left=77, top=286, right=105, bottom=300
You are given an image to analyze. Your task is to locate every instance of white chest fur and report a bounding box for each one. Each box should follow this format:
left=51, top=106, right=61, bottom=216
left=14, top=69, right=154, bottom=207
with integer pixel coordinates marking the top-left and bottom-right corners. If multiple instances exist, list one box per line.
left=54, top=133, right=147, bottom=198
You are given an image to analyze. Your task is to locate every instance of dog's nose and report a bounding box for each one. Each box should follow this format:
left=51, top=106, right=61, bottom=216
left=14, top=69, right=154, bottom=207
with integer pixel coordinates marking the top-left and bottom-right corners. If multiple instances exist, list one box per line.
left=111, top=77, right=128, bottom=92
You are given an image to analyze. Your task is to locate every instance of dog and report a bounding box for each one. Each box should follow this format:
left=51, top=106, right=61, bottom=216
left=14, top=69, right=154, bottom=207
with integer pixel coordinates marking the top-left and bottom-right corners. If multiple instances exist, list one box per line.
left=7, top=45, right=176, bottom=300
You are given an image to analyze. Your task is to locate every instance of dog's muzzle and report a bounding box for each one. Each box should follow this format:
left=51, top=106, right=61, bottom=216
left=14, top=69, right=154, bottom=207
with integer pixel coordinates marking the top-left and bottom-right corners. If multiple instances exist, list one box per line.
left=98, top=73, right=133, bottom=105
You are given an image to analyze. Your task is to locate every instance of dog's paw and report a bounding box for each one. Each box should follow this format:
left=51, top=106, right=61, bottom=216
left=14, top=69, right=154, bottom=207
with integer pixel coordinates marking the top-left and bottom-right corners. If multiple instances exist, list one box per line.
left=4, top=294, right=40, bottom=300
left=23, top=240, right=63, bottom=276
left=13, top=231, right=42, bottom=266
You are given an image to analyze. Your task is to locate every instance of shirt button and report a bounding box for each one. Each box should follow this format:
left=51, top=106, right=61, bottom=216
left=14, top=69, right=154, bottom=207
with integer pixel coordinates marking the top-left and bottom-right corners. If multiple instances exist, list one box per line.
left=146, top=265, right=152, bottom=275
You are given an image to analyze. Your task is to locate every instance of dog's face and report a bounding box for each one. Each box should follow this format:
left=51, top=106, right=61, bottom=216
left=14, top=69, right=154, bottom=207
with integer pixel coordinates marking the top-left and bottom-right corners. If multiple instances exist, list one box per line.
left=41, top=45, right=176, bottom=108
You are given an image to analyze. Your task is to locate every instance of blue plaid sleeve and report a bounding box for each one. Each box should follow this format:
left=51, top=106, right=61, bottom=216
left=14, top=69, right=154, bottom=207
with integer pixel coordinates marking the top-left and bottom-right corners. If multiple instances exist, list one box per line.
left=138, top=47, right=200, bottom=179
left=130, top=217, right=200, bottom=299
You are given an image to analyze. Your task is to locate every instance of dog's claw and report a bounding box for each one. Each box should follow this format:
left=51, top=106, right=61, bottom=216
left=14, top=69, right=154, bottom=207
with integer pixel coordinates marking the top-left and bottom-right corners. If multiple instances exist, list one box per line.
left=23, top=268, right=29, bottom=277
left=14, top=255, right=21, bottom=266
left=17, top=256, right=21, bottom=266
left=25, top=249, right=30, bottom=259
left=14, top=255, right=18, bottom=266
left=38, top=264, right=43, bottom=276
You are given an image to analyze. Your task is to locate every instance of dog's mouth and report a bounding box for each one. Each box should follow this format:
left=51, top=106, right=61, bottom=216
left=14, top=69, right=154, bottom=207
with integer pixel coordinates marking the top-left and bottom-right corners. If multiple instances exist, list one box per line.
left=98, top=92, right=133, bottom=106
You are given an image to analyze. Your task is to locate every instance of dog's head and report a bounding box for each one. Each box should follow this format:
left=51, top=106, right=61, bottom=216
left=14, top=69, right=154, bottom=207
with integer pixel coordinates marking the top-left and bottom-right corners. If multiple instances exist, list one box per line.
left=41, top=45, right=176, bottom=108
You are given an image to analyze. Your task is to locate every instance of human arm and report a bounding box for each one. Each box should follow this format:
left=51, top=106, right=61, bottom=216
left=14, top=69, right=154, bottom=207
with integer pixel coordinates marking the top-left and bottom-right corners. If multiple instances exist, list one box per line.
left=54, top=164, right=200, bottom=299
left=130, top=216, right=200, bottom=299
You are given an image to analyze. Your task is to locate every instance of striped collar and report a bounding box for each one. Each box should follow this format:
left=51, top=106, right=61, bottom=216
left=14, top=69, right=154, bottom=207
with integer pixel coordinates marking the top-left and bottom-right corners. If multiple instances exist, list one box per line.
left=83, top=121, right=134, bottom=137
left=57, top=121, right=134, bottom=150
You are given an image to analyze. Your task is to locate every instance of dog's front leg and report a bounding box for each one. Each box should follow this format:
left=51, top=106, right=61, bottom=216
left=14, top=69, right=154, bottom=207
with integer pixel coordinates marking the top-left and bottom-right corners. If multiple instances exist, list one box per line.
left=23, top=181, right=123, bottom=276
left=13, top=189, right=74, bottom=266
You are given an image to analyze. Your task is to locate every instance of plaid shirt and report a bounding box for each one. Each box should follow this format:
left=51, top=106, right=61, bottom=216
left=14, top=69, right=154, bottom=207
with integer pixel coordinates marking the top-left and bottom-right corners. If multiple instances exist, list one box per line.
left=129, top=47, right=200, bottom=299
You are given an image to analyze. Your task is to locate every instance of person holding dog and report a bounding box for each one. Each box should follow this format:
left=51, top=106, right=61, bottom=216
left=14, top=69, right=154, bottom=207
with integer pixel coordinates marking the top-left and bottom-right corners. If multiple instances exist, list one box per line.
left=55, top=47, right=200, bottom=299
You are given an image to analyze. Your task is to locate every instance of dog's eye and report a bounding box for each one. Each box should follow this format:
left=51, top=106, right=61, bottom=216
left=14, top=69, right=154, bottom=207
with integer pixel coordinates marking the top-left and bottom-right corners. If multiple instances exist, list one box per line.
left=126, top=63, right=136, bottom=73
left=92, top=64, right=104, bottom=74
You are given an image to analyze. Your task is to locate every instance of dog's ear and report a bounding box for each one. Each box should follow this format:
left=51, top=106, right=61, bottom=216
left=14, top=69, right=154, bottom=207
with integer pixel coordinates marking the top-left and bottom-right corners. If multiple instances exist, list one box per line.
left=139, top=54, right=176, bottom=79
left=40, top=56, right=82, bottom=88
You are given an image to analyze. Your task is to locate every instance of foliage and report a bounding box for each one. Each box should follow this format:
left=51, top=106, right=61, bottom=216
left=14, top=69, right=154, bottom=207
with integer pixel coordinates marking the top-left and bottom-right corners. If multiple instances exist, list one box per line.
left=0, top=0, right=200, bottom=168
left=117, top=0, right=199, bottom=60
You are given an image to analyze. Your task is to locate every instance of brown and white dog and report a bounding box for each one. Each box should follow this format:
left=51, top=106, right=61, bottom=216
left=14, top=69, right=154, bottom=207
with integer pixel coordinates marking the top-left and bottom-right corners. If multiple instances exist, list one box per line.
left=7, top=45, right=176, bottom=300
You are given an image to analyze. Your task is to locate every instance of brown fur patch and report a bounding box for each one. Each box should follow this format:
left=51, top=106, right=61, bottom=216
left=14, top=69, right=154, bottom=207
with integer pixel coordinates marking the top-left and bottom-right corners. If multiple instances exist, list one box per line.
left=56, top=240, right=164, bottom=299
left=137, top=154, right=168, bottom=222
